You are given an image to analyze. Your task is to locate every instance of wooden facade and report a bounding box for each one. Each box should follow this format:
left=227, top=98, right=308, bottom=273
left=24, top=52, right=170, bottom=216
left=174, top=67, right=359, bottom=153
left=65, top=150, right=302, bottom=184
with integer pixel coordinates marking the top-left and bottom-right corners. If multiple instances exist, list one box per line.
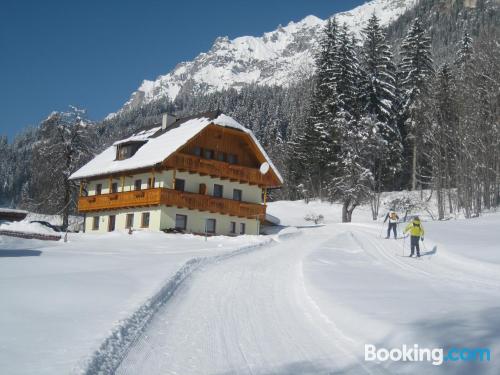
left=78, top=188, right=265, bottom=220
left=181, top=124, right=262, bottom=169
left=163, top=153, right=277, bottom=187
left=79, top=124, right=281, bottom=188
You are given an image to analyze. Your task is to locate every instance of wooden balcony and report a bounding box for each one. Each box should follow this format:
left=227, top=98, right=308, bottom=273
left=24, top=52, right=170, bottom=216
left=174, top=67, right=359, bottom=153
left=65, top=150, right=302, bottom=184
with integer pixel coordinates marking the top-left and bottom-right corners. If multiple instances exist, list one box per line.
left=78, top=188, right=266, bottom=220
left=164, top=153, right=279, bottom=187
left=78, top=189, right=163, bottom=212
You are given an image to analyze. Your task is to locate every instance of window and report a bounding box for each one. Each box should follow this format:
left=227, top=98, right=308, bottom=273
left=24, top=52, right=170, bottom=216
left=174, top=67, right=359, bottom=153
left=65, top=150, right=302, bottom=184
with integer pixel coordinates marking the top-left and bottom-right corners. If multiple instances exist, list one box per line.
left=230, top=221, right=236, bottom=234
left=92, top=216, right=99, bottom=230
left=227, top=154, right=238, bottom=164
left=240, top=223, right=246, bottom=235
left=111, top=183, right=118, bottom=193
left=117, top=145, right=131, bottom=160
left=203, top=149, right=214, bottom=159
left=134, top=179, right=142, bottom=190
left=96, top=184, right=102, bottom=195
left=233, top=189, right=242, bottom=201
left=126, top=214, right=134, bottom=229
left=108, top=215, right=116, bottom=232
left=116, top=143, right=142, bottom=160
left=175, top=179, right=185, bottom=192
left=199, top=183, right=207, bottom=195
left=193, top=146, right=202, bottom=157
left=213, top=184, right=223, bottom=198
left=216, top=152, right=226, bottom=162
left=147, top=177, right=155, bottom=189
left=205, top=218, right=216, bottom=234
left=141, top=212, right=150, bottom=228
left=175, top=214, right=187, bottom=230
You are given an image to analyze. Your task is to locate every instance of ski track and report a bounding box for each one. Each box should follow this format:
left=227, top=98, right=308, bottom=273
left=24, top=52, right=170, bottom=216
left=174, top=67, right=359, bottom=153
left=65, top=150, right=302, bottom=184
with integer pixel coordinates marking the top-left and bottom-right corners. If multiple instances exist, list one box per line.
left=352, top=226, right=500, bottom=292
left=80, top=237, right=275, bottom=375
left=115, top=228, right=373, bottom=375
left=81, top=222, right=500, bottom=375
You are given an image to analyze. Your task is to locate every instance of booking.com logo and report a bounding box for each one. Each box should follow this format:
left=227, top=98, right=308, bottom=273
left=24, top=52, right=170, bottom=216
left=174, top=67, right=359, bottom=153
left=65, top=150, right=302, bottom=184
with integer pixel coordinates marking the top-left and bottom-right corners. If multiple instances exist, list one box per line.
left=365, top=344, right=491, bottom=366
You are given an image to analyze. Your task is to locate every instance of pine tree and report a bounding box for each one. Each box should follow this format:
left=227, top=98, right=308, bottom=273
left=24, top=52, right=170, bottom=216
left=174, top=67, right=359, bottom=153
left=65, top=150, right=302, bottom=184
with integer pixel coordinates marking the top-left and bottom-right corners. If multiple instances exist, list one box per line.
left=329, top=112, right=386, bottom=222
left=326, top=25, right=381, bottom=222
left=427, top=63, right=457, bottom=219
left=398, top=18, right=434, bottom=191
left=454, top=31, right=474, bottom=72
left=360, top=14, right=397, bottom=124
left=0, top=136, right=10, bottom=204
left=291, top=18, right=341, bottom=199
left=360, top=14, right=402, bottom=218
left=329, top=24, right=360, bottom=119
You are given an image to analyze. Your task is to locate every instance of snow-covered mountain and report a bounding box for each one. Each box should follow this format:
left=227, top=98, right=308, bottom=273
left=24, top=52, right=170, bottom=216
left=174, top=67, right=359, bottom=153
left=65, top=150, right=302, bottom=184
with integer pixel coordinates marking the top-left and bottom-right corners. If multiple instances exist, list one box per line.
left=115, top=0, right=417, bottom=115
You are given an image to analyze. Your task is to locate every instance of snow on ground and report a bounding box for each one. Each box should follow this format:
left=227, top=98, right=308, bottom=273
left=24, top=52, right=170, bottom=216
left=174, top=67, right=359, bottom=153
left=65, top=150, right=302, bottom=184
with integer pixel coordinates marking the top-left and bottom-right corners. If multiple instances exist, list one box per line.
left=1, top=199, right=499, bottom=374
left=425, top=214, right=500, bottom=264
left=0, top=220, right=58, bottom=235
left=0, top=231, right=268, bottom=375
left=115, top=201, right=500, bottom=375
left=0, top=211, right=83, bottom=235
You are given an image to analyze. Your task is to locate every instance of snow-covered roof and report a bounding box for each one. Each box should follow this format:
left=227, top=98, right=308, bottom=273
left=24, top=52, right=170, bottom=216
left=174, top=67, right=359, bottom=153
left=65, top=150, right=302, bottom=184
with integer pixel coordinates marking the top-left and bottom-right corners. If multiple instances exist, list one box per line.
left=70, top=113, right=283, bottom=183
left=113, top=126, right=161, bottom=146
left=0, top=208, right=28, bottom=214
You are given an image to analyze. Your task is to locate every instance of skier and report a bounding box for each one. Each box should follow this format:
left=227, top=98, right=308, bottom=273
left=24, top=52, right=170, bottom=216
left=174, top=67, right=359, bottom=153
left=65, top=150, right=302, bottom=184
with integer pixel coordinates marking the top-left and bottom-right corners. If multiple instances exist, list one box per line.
left=383, top=209, right=399, bottom=239
left=403, top=216, right=425, bottom=257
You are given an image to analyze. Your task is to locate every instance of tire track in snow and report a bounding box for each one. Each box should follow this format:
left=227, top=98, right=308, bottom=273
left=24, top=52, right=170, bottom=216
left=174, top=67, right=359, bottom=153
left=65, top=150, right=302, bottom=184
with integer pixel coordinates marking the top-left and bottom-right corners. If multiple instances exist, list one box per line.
left=81, top=236, right=279, bottom=375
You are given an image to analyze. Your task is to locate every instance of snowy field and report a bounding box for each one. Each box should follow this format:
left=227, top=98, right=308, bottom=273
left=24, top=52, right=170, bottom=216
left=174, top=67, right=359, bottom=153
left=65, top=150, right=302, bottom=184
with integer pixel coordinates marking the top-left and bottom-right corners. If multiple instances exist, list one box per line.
left=1, top=200, right=499, bottom=374
left=0, top=231, right=269, bottom=375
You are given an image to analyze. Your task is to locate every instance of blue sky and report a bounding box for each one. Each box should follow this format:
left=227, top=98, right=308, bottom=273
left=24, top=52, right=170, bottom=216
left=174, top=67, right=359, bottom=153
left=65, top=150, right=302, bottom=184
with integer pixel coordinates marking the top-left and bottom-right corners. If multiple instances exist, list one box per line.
left=0, top=0, right=366, bottom=140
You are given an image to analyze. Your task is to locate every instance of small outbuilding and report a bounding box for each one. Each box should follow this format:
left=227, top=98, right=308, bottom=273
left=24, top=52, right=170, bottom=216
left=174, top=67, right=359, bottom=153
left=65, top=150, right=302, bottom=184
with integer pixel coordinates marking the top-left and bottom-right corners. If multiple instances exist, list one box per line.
left=0, top=208, right=28, bottom=222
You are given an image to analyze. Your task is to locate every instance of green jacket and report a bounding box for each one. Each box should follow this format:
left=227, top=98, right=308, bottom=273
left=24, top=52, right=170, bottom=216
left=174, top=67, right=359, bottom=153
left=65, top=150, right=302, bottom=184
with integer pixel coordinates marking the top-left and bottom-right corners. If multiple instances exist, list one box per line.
left=404, top=219, right=425, bottom=237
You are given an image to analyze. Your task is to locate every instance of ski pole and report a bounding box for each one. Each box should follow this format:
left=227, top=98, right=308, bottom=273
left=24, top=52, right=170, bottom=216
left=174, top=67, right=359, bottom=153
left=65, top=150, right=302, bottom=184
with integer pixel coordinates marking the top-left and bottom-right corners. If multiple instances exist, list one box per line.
left=379, top=220, right=385, bottom=238
left=402, top=235, right=405, bottom=256
left=422, top=238, right=427, bottom=253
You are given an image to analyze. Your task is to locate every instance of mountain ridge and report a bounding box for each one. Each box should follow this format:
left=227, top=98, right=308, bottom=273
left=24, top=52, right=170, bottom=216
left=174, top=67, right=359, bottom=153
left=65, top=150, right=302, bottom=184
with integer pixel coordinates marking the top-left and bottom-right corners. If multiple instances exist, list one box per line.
left=110, top=0, right=417, bottom=118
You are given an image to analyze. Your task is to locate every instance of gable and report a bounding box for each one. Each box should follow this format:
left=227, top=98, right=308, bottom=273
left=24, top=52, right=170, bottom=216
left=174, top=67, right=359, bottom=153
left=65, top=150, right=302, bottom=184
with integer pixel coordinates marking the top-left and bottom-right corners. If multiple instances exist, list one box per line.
left=169, top=124, right=282, bottom=187
left=179, top=124, right=261, bottom=168
left=70, top=113, right=283, bottom=186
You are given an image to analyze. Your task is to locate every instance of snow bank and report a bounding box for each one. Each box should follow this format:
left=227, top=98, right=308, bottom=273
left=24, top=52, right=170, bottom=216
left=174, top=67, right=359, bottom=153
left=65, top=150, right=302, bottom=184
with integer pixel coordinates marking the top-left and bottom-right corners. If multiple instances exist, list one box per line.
left=0, top=208, right=28, bottom=214
left=267, top=199, right=373, bottom=227
left=0, top=220, right=57, bottom=235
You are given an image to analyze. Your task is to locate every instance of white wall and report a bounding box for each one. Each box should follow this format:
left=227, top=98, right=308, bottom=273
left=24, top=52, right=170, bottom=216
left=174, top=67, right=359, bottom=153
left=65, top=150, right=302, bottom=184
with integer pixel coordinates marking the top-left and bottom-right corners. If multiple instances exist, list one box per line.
left=175, top=171, right=262, bottom=203
left=160, top=206, right=259, bottom=235
left=84, top=207, right=162, bottom=234
left=84, top=206, right=259, bottom=235
left=85, top=170, right=173, bottom=195
left=83, top=169, right=263, bottom=235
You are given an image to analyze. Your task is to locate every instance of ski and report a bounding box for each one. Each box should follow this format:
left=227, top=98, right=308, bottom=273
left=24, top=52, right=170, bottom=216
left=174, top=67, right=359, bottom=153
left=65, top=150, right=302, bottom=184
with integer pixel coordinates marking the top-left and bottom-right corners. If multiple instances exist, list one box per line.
left=397, top=255, right=423, bottom=260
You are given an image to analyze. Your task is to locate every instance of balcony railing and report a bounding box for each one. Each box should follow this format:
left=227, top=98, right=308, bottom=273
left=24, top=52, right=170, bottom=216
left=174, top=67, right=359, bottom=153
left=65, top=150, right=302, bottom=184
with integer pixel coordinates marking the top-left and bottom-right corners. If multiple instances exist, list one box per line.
left=78, top=189, right=162, bottom=212
left=78, top=188, right=266, bottom=220
left=164, top=153, right=278, bottom=187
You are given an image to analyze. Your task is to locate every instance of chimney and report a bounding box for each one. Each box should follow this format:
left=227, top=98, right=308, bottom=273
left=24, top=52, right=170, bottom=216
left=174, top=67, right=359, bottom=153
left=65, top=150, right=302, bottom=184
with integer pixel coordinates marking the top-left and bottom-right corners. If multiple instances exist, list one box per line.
left=162, top=114, right=168, bottom=130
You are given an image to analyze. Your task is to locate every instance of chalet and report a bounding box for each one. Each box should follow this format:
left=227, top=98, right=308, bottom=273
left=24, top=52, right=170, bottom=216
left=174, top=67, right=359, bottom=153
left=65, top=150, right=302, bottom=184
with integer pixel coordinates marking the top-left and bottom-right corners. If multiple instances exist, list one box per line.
left=69, top=111, right=283, bottom=235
